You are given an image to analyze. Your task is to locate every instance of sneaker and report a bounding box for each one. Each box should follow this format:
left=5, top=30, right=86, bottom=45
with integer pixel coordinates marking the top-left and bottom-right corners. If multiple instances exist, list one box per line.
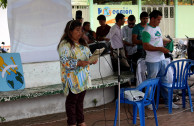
left=166, top=102, right=179, bottom=109
left=147, top=104, right=153, bottom=110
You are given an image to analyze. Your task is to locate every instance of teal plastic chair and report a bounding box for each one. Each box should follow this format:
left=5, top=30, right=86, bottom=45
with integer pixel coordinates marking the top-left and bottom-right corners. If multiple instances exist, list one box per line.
left=114, top=78, right=159, bottom=126
left=156, top=59, right=194, bottom=114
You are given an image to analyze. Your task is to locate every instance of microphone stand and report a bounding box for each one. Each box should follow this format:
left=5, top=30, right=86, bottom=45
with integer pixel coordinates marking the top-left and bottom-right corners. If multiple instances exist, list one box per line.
left=94, top=39, right=108, bottom=126
left=105, top=47, right=123, bottom=126
left=91, top=37, right=122, bottom=126
left=113, top=48, right=127, bottom=126
left=117, top=48, right=121, bottom=126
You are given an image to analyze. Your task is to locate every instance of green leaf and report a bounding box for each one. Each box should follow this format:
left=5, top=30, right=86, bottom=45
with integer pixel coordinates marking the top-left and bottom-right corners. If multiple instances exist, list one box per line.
left=16, top=75, right=23, bottom=84
left=0, top=116, right=6, bottom=122
left=17, top=71, right=22, bottom=77
left=7, top=80, right=14, bottom=88
left=0, top=0, right=7, bottom=9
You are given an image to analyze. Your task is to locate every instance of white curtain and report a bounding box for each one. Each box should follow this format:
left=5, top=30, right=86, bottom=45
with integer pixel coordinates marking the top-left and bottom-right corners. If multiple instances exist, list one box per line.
left=8, top=0, right=72, bottom=63
left=0, top=8, right=10, bottom=46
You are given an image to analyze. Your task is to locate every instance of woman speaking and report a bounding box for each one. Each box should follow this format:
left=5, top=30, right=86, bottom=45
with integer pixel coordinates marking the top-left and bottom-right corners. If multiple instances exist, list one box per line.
left=58, top=20, right=97, bottom=126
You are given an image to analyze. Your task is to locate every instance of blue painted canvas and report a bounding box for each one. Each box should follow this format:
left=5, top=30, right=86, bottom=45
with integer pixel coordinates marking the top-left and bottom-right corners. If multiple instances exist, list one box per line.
left=0, top=53, right=25, bottom=91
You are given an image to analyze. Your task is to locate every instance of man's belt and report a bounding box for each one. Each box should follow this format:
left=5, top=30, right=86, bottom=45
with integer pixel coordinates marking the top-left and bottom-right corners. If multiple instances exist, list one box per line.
left=113, top=48, right=123, bottom=51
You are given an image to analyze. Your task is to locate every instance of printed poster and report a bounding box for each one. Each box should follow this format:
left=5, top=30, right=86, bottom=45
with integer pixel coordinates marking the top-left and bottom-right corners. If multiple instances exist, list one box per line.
left=0, top=53, right=25, bottom=91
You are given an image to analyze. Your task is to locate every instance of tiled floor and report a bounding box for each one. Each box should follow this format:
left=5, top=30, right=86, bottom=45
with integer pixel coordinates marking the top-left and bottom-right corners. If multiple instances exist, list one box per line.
left=2, top=98, right=194, bottom=126
left=2, top=79, right=194, bottom=126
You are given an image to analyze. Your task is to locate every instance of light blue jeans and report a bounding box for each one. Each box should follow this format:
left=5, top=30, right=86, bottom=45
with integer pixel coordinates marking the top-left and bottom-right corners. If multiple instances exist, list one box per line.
left=146, top=60, right=168, bottom=104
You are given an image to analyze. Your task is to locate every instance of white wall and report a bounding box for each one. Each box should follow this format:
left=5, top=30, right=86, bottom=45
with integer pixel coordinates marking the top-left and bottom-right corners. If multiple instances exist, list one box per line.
left=0, top=87, right=115, bottom=122
left=23, top=54, right=114, bottom=88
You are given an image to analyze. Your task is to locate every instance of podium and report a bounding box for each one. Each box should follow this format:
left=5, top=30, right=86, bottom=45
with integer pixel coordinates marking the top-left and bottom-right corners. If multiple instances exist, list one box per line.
left=88, top=41, right=110, bottom=55
left=187, top=38, right=194, bottom=71
left=187, top=38, right=194, bottom=60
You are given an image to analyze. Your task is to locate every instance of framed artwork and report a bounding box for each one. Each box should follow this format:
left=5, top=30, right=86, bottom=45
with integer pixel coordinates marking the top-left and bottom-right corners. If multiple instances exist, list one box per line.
left=0, top=53, right=25, bottom=91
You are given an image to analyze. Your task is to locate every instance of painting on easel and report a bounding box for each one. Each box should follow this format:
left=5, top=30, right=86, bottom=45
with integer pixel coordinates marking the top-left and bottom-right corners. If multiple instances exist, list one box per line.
left=0, top=53, right=25, bottom=91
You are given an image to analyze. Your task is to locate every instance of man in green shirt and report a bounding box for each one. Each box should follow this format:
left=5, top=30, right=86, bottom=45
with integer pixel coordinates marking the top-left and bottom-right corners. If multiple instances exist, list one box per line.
left=131, top=12, right=148, bottom=77
left=132, top=12, right=148, bottom=52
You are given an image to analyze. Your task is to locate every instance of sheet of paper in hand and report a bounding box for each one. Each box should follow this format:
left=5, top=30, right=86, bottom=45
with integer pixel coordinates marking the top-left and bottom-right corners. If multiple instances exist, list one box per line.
left=0, top=53, right=25, bottom=91
left=89, top=47, right=105, bottom=63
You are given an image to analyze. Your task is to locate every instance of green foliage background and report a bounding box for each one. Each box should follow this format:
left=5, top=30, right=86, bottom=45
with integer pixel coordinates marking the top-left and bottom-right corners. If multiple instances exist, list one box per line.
left=0, top=0, right=7, bottom=9
left=142, top=0, right=166, bottom=5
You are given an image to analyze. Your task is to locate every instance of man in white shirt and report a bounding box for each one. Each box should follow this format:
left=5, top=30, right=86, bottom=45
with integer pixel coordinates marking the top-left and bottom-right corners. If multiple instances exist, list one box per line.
left=106, top=13, right=130, bottom=68
left=122, top=15, right=137, bottom=73
left=142, top=10, right=178, bottom=110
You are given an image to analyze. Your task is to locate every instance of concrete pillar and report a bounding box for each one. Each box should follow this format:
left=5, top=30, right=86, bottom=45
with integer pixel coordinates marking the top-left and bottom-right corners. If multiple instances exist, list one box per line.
left=175, top=0, right=178, bottom=38
left=89, top=0, right=94, bottom=30
left=138, top=0, right=141, bottom=23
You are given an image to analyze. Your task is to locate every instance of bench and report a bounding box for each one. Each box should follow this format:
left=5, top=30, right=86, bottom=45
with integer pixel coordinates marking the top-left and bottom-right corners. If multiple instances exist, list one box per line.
left=0, top=53, right=133, bottom=122
left=0, top=71, right=132, bottom=102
